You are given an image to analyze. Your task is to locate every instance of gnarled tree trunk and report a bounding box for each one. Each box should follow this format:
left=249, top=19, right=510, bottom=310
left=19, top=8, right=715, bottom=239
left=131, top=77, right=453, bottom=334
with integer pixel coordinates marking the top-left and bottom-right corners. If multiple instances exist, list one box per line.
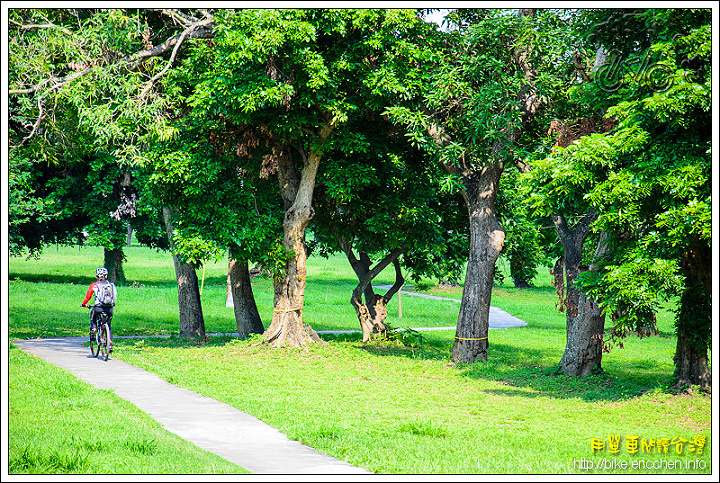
left=163, top=207, right=205, bottom=339
left=262, top=123, right=333, bottom=348
left=559, top=231, right=609, bottom=376
left=264, top=200, right=324, bottom=347
left=552, top=210, right=596, bottom=320
left=228, top=246, right=264, bottom=337
left=452, top=165, right=505, bottom=363
left=343, top=244, right=405, bottom=342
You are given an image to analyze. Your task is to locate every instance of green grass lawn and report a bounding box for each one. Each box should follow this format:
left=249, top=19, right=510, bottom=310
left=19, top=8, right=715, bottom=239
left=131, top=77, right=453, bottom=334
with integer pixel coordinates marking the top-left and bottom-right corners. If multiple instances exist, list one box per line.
left=7, top=243, right=712, bottom=474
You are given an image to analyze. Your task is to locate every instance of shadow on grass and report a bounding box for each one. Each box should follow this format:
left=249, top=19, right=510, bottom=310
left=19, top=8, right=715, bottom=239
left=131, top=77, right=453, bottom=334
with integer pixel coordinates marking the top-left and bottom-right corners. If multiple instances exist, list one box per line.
left=6, top=272, right=241, bottom=289
left=455, top=342, right=678, bottom=403
left=9, top=273, right=97, bottom=286
left=8, top=272, right=184, bottom=289
left=8, top=305, right=184, bottom=341
left=335, top=334, right=679, bottom=403
left=10, top=303, right=677, bottom=405
left=111, top=333, right=676, bottom=403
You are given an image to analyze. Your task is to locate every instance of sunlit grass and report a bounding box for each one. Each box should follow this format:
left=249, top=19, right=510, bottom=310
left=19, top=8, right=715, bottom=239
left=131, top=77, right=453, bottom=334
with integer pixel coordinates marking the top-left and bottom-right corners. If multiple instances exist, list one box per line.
left=8, top=344, right=248, bottom=474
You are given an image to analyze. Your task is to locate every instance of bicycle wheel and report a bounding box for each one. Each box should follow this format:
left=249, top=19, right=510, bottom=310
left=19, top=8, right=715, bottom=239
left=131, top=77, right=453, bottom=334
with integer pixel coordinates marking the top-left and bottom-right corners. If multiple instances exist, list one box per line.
left=99, top=323, right=110, bottom=361
left=90, top=328, right=100, bottom=358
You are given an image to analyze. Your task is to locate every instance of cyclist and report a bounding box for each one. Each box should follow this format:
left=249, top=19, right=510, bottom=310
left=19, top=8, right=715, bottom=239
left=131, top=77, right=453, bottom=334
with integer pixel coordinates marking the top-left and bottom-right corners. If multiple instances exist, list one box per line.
left=81, top=267, right=117, bottom=352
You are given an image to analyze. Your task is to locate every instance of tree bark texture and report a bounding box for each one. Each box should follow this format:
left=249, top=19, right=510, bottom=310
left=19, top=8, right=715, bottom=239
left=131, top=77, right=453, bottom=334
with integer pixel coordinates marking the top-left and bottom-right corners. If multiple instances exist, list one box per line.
left=264, top=200, right=324, bottom=347
left=263, top=124, right=333, bottom=348
left=550, top=256, right=565, bottom=312
left=162, top=207, right=205, bottom=339
left=452, top=166, right=505, bottom=363
left=558, top=231, right=609, bottom=376
left=343, top=245, right=405, bottom=342
left=673, top=239, right=711, bottom=390
left=228, top=247, right=264, bottom=337
left=673, top=327, right=711, bottom=390
left=103, top=247, right=126, bottom=285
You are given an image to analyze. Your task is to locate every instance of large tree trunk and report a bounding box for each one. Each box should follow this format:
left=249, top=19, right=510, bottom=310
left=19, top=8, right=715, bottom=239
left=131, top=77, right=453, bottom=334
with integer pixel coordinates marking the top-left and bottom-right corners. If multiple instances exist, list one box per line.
left=342, top=243, right=405, bottom=342
left=452, top=165, right=505, bottom=363
left=673, top=319, right=711, bottom=390
left=553, top=210, right=602, bottom=375
left=162, top=207, right=205, bottom=339
left=228, top=247, right=264, bottom=337
left=673, top=239, right=711, bottom=390
left=264, top=201, right=324, bottom=347
left=262, top=124, right=333, bottom=348
left=559, top=231, right=609, bottom=376
left=103, top=247, right=126, bottom=285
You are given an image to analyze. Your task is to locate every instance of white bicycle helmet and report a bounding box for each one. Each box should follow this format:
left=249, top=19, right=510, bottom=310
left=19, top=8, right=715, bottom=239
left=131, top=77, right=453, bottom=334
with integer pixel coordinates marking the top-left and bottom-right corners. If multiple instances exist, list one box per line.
left=95, top=267, right=109, bottom=280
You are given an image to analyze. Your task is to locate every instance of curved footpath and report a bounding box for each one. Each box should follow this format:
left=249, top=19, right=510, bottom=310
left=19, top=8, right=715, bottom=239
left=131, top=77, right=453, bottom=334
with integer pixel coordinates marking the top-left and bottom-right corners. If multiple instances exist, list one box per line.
left=12, top=290, right=526, bottom=475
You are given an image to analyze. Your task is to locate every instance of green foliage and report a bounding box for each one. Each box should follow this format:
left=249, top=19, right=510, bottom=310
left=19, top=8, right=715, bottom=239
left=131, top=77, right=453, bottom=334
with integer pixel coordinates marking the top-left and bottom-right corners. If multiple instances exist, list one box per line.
left=497, top=169, right=549, bottom=287
left=8, top=9, right=181, bottom=258
left=527, top=9, right=711, bottom=353
left=8, top=152, right=57, bottom=256
left=9, top=8, right=711, bottom=372
left=312, top=115, right=469, bottom=284
left=384, top=325, right=426, bottom=348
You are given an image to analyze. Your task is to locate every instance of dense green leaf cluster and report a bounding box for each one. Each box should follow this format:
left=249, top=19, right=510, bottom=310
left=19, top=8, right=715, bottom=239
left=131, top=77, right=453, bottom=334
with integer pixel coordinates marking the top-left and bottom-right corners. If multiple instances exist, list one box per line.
left=527, top=9, right=711, bottom=351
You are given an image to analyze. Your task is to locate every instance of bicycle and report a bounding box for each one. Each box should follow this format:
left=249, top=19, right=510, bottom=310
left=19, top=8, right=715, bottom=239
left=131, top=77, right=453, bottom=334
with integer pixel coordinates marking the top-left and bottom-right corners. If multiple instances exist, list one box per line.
left=85, top=305, right=112, bottom=361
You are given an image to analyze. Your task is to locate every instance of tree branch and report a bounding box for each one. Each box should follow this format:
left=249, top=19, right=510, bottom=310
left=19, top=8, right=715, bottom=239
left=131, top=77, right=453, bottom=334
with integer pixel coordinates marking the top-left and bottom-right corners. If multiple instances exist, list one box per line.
left=8, top=17, right=73, bottom=35
left=138, top=16, right=207, bottom=98
left=9, top=16, right=215, bottom=97
left=159, top=8, right=199, bottom=26
left=553, top=208, right=598, bottom=243
left=575, top=208, right=598, bottom=239
left=352, top=248, right=406, bottom=302
left=512, top=158, right=532, bottom=173
left=383, top=258, right=405, bottom=301
left=552, top=213, right=570, bottom=239
left=338, top=237, right=358, bottom=265
left=24, top=98, right=43, bottom=144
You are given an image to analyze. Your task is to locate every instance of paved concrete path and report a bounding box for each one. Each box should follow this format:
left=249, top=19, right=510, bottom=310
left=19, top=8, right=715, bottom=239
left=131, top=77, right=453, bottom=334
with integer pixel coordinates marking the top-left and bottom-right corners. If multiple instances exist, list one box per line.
left=11, top=336, right=370, bottom=475
left=373, top=285, right=528, bottom=330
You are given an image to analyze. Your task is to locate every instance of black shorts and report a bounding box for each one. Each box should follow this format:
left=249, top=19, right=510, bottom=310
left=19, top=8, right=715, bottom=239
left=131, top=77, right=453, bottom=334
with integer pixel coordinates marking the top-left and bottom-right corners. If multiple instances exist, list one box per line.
left=90, top=305, right=113, bottom=328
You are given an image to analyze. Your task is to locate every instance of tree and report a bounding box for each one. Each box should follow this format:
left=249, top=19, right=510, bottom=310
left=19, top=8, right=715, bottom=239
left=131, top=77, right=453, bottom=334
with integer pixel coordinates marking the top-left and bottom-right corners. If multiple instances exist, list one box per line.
left=527, top=9, right=712, bottom=386
left=8, top=8, right=215, bottom=334
left=9, top=8, right=441, bottom=344
left=312, top=114, right=468, bottom=341
left=578, top=9, right=712, bottom=389
left=183, top=9, right=441, bottom=347
left=526, top=118, right=646, bottom=376
left=389, top=9, right=569, bottom=363
left=143, top=111, right=283, bottom=338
